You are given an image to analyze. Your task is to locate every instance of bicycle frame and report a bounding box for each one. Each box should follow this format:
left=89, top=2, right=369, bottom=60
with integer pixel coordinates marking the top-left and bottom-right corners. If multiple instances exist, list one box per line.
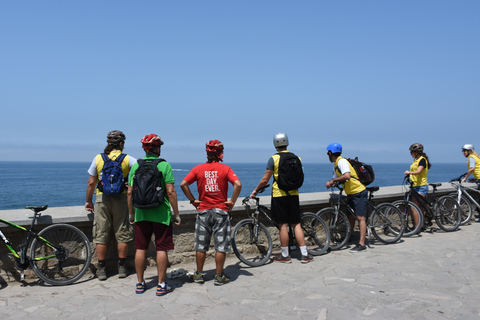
left=330, top=186, right=389, bottom=233
left=451, top=179, right=480, bottom=211
left=0, top=211, right=57, bottom=271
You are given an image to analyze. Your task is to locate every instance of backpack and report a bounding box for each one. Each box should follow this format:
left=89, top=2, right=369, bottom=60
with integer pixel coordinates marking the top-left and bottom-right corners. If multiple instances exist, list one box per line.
left=345, top=157, right=375, bottom=186
left=275, top=152, right=304, bottom=191
left=132, top=159, right=166, bottom=209
left=98, top=153, right=127, bottom=196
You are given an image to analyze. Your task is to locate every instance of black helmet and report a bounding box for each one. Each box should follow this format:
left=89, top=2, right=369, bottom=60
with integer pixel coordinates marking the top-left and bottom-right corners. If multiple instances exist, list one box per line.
left=409, top=143, right=424, bottom=153
left=107, top=130, right=126, bottom=145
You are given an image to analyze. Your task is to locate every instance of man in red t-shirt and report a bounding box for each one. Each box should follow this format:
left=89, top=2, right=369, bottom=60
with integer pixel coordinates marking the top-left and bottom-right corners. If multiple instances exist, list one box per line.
left=180, top=140, right=241, bottom=286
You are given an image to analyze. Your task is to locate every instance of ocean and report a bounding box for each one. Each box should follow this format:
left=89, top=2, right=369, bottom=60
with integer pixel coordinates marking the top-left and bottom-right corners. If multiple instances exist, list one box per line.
left=0, top=161, right=468, bottom=210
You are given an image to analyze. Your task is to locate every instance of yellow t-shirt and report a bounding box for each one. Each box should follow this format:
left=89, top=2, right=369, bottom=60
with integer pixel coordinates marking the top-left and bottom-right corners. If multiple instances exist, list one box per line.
left=410, top=156, right=428, bottom=187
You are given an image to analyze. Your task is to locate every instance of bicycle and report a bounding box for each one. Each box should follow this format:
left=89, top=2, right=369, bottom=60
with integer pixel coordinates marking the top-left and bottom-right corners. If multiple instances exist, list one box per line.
left=449, top=173, right=480, bottom=225
left=231, top=185, right=330, bottom=267
left=0, top=205, right=92, bottom=285
left=316, top=185, right=404, bottom=250
left=392, top=176, right=462, bottom=235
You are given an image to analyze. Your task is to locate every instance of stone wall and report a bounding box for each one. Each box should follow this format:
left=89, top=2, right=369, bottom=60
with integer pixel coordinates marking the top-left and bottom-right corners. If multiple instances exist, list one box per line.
left=0, top=183, right=458, bottom=281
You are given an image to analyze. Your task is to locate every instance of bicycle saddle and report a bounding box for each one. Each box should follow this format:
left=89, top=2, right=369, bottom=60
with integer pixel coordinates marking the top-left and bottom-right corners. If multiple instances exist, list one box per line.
left=25, top=205, right=49, bottom=212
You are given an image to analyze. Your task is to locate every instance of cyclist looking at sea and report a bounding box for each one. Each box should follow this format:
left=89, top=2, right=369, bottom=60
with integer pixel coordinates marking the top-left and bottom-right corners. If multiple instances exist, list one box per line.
left=461, top=144, right=480, bottom=221
left=325, top=143, right=367, bottom=252
left=404, top=143, right=431, bottom=230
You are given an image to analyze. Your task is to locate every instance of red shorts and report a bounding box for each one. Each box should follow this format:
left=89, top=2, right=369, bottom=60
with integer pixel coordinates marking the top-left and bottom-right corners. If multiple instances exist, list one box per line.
left=134, top=221, right=174, bottom=251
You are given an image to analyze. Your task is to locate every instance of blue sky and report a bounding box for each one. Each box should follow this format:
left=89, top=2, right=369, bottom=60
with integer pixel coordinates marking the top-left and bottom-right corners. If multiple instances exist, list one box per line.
left=1, top=1, right=478, bottom=164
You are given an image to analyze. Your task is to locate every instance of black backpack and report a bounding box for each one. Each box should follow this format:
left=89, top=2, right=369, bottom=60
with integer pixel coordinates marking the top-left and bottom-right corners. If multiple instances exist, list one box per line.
left=132, top=159, right=166, bottom=209
left=275, top=152, right=304, bottom=191
left=344, top=157, right=375, bottom=186
left=98, top=153, right=127, bottom=196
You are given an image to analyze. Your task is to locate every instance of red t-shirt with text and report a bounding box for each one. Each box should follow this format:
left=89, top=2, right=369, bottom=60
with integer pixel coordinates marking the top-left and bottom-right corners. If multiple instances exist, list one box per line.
left=184, top=162, right=239, bottom=212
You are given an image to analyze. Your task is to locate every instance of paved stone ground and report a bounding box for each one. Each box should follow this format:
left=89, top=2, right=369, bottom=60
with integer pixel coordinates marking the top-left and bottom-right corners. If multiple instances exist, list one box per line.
left=1, top=222, right=479, bottom=320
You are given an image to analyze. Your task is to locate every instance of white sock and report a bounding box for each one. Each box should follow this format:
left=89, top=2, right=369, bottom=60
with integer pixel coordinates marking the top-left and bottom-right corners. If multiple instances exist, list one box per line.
left=158, top=282, right=165, bottom=288
left=281, top=247, right=289, bottom=257
left=300, top=246, right=308, bottom=256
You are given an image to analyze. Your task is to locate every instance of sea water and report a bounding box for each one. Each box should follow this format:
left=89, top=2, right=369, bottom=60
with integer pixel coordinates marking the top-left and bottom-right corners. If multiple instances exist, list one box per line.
left=0, top=161, right=467, bottom=210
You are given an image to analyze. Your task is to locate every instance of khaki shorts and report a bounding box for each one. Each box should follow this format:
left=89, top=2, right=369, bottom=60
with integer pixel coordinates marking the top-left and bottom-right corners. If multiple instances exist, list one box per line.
left=93, top=194, right=133, bottom=244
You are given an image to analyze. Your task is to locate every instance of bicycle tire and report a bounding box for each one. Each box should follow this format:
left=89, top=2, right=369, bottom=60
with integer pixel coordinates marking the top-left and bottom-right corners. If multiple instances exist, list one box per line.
left=299, top=213, right=330, bottom=256
left=231, top=219, right=273, bottom=267
left=316, top=207, right=350, bottom=250
left=392, top=200, right=423, bottom=237
left=434, top=196, right=462, bottom=232
left=449, top=193, right=472, bottom=225
left=370, top=203, right=404, bottom=244
left=30, top=224, right=92, bottom=285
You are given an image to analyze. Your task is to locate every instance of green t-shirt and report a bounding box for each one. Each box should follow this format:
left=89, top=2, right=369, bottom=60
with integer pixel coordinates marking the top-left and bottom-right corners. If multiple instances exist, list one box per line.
left=128, top=155, right=175, bottom=225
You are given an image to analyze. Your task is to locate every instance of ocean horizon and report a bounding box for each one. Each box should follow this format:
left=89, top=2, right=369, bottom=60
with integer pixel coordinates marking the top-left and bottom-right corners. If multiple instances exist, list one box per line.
left=0, top=161, right=468, bottom=210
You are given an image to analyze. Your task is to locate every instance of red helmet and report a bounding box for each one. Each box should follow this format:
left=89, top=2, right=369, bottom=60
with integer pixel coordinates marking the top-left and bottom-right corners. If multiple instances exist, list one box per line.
left=141, top=134, right=164, bottom=150
left=206, top=140, right=224, bottom=155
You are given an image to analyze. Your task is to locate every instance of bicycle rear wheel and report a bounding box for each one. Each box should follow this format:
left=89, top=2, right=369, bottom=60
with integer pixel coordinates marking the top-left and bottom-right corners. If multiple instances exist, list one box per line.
left=316, top=207, right=350, bottom=250
left=370, top=203, right=404, bottom=244
left=450, top=193, right=473, bottom=225
left=392, top=200, right=423, bottom=237
left=30, top=224, right=92, bottom=285
left=231, top=219, right=273, bottom=267
left=299, top=213, right=330, bottom=256
left=434, top=196, right=462, bottom=232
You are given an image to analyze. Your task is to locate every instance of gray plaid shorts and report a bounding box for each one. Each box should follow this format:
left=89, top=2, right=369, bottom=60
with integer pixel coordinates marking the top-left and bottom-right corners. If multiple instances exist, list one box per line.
left=194, top=208, right=231, bottom=253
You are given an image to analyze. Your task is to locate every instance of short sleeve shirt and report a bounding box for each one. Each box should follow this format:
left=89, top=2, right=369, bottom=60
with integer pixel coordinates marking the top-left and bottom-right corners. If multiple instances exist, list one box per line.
left=128, top=155, right=175, bottom=225
left=183, top=162, right=239, bottom=212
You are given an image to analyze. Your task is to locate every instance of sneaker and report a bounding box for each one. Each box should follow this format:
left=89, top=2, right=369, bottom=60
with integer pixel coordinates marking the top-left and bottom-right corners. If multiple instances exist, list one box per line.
left=118, top=264, right=127, bottom=278
left=350, top=244, right=367, bottom=252
left=96, top=265, right=107, bottom=281
left=273, top=254, right=292, bottom=263
left=156, top=283, right=174, bottom=296
left=192, top=271, right=205, bottom=284
left=301, top=254, right=314, bottom=264
left=135, top=281, right=146, bottom=294
left=476, top=218, right=480, bottom=223
left=214, top=274, right=230, bottom=286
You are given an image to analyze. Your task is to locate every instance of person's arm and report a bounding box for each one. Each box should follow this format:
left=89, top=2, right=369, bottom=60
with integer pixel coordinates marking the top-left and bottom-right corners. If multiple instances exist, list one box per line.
left=180, top=179, right=200, bottom=208
left=250, top=169, right=273, bottom=198
left=85, top=175, right=97, bottom=212
left=462, top=158, right=476, bottom=182
left=127, top=185, right=135, bottom=224
left=326, top=171, right=351, bottom=188
left=225, top=179, right=242, bottom=210
left=166, top=183, right=181, bottom=225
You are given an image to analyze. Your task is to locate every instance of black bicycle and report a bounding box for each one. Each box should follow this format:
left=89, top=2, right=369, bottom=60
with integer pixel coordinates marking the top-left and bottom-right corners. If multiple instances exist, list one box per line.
left=316, top=185, right=405, bottom=249
left=231, top=185, right=330, bottom=267
left=392, top=176, right=462, bottom=234
left=0, top=205, right=92, bottom=285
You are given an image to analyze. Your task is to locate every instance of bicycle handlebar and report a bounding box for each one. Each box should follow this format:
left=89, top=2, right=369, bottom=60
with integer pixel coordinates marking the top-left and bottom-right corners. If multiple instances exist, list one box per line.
left=450, top=173, right=468, bottom=183
left=242, top=184, right=270, bottom=205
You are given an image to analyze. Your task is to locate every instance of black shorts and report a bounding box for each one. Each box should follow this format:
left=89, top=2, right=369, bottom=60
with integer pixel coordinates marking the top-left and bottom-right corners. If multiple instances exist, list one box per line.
left=271, top=195, right=301, bottom=225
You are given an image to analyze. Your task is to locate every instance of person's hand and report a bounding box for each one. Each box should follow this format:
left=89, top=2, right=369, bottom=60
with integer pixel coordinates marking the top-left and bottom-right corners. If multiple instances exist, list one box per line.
left=129, top=213, right=135, bottom=224
left=325, top=180, right=335, bottom=189
left=224, top=200, right=235, bottom=211
left=85, top=202, right=94, bottom=212
left=404, top=171, right=410, bottom=175
left=250, top=190, right=257, bottom=198
left=172, top=214, right=181, bottom=225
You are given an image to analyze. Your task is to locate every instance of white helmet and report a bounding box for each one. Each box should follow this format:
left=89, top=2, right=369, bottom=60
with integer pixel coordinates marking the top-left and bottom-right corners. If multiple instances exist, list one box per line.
left=273, top=133, right=289, bottom=147
left=462, top=144, right=474, bottom=151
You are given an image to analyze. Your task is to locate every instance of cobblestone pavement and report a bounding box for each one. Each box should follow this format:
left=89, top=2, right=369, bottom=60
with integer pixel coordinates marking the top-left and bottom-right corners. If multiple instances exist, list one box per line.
left=1, top=222, right=479, bottom=320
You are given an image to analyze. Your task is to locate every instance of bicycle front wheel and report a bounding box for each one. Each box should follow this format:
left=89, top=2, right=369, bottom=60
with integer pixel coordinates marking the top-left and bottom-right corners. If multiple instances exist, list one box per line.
left=370, top=203, right=404, bottom=244
left=316, top=207, right=350, bottom=250
left=392, top=200, right=423, bottom=237
left=450, top=193, right=473, bottom=225
left=231, top=219, right=273, bottom=267
left=434, top=196, right=462, bottom=232
left=300, top=213, right=330, bottom=256
left=30, top=224, right=92, bottom=285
